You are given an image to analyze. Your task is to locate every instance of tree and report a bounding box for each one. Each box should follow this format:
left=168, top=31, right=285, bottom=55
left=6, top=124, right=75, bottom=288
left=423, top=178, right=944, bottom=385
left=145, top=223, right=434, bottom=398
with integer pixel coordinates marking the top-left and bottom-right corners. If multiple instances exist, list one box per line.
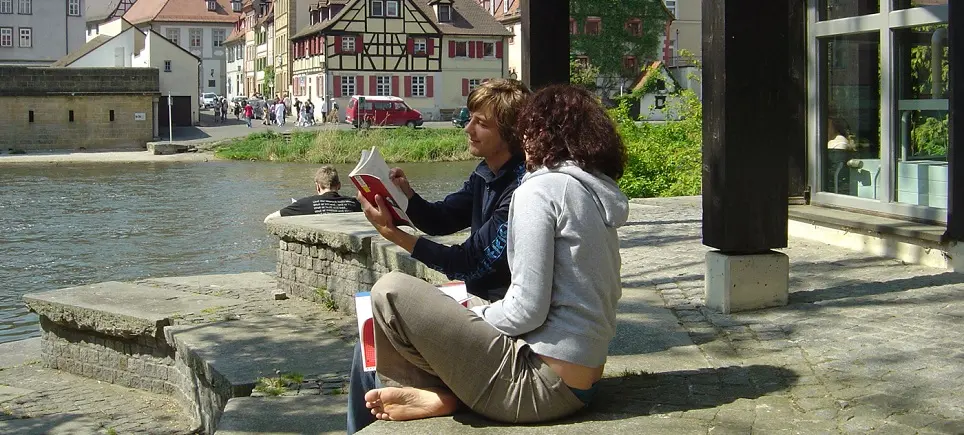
left=570, top=59, right=600, bottom=90
left=570, top=0, right=669, bottom=86
left=263, top=65, right=275, bottom=95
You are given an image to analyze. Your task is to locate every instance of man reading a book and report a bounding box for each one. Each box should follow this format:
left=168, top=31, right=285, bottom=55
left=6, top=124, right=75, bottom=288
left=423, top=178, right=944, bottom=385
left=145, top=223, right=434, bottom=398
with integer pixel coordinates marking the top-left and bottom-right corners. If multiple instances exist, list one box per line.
left=263, top=166, right=361, bottom=223
left=347, top=78, right=531, bottom=434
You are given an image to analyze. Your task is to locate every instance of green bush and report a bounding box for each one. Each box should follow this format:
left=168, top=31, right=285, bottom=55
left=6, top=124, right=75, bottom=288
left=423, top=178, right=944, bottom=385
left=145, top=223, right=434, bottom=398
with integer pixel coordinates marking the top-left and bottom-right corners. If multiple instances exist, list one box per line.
left=614, top=89, right=703, bottom=198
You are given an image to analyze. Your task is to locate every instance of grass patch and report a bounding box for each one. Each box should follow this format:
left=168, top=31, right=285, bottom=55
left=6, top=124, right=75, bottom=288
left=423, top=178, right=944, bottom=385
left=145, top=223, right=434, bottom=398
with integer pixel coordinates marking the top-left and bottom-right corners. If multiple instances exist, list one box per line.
left=315, top=287, right=338, bottom=312
left=215, top=128, right=473, bottom=164
left=254, top=372, right=305, bottom=396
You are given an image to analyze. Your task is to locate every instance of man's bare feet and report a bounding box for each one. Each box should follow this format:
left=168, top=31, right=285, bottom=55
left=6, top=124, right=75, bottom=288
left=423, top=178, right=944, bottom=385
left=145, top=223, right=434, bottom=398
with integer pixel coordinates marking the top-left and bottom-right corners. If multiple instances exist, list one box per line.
left=364, top=387, right=459, bottom=421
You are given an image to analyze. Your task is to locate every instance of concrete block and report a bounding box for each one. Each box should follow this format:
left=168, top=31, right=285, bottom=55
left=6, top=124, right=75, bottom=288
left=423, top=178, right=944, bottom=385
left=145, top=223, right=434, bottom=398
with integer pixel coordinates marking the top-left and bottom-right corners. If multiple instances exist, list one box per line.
left=705, top=250, right=789, bottom=313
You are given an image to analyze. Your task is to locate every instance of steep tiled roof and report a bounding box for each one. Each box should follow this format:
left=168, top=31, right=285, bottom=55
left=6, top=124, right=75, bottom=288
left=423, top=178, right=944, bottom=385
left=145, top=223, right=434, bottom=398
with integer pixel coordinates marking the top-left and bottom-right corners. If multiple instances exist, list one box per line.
left=86, top=0, right=121, bottom=23
left=292, top=0, right=509, bottom=40
left=123, top=0, right=241, bottom=24
left=50, top=35, right=113, bottom=66
left=225, top=27, right=245, bottom=44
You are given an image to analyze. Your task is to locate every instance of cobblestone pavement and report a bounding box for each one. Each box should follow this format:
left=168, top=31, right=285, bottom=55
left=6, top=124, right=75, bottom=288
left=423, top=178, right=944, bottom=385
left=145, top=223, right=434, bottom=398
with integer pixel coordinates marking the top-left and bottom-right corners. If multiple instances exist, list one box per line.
left=619, top=197, right=964, bottom=434
left=0, top=364, right=192, bottom=434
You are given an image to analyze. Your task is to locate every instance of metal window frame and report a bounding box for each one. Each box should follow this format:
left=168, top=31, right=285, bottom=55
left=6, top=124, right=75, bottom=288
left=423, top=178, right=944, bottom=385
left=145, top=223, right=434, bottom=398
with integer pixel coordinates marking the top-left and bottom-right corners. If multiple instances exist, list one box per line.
left=807, top=1, right=950, bottom=223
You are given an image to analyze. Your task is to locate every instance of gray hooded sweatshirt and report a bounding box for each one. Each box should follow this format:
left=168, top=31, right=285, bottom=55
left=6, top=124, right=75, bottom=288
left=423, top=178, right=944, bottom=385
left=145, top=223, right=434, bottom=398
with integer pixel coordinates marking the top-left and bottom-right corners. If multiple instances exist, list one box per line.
left=471, top=161, right=629, bottom=368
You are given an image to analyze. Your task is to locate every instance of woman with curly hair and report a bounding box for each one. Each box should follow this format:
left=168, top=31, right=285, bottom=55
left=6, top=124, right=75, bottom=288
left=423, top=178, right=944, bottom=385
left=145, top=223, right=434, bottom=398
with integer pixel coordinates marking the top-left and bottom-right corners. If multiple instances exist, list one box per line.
left=362, top=84, right=629, bottom=424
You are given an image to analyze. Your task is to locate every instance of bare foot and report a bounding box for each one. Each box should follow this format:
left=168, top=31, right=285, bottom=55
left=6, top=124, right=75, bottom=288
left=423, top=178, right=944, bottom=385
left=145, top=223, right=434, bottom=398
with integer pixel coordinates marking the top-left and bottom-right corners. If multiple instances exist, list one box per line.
left=364, top=387, right=459, bottom=421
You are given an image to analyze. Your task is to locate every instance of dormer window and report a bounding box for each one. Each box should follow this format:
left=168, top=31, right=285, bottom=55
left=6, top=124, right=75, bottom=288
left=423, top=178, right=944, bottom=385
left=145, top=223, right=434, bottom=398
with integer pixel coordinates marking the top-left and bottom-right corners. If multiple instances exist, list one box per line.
left=386, top=0, right=399, bottom=17
left=371, top=0, right=383, bottom=17
left=438, top=4, right=451, bottom=22
left=207, top=0, right=216, bottom=11
left=231, top=0, right=241, bottom=12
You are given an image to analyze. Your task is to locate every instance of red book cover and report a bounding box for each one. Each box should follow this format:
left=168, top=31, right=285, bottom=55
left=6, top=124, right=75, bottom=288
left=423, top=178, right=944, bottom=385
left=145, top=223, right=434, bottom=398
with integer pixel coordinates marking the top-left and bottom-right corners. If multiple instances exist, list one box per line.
left=349, top=147, right=411, bottom=227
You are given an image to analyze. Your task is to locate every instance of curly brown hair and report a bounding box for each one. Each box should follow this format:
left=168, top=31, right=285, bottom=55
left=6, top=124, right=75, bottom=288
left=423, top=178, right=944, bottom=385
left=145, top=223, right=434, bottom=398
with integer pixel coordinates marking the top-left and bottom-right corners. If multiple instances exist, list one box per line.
left=516, top=84, right=627, bottom=180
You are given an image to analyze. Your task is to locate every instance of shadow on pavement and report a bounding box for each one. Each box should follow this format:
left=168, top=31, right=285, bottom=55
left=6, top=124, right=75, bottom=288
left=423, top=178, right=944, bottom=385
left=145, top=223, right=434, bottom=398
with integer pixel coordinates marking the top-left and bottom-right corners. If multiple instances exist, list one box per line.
left=449, top=365, right=797, bottom=427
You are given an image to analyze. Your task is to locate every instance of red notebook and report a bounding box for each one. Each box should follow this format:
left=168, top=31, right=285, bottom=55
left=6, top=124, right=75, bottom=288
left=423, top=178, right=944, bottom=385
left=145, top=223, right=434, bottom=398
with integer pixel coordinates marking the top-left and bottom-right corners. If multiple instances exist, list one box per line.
left=348, top=147, right=411, bottom=227
left=354, top=283, right=472, bottom=372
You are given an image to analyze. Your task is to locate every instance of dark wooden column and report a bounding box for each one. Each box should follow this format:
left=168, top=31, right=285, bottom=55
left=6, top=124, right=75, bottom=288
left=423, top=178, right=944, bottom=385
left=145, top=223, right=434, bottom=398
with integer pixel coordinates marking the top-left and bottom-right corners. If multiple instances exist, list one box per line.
left=702, top=0, right=791, bottom=253
left=787, top=0, right=808, bottom=202
left=948, top=0, right=964, bottom=242
left=520, top=0, right=569, bottom=90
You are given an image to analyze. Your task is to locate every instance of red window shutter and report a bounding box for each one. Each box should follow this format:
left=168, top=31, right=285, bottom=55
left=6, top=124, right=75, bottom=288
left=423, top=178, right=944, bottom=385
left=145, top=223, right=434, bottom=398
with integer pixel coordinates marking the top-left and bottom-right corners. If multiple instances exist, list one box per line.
left=449, top=40, right=456, bottom=57
left=404, top=76, right=412, bottom=97
left=407, top=37, right=414, bottom=54
left=462, top=78, right=469, bottom=96
left=357, top=75, right=364, bottom=95
left=369, top=76, right=377, bottom=95
left=356, top=35, right=364, bottom=53
left=427, top=38, right=434, bottom=56
left=426, top=76, right=434, bottom=98
left=468, top=41, right=476, bottom=58
left=333, top=75, right=342, bottom=97
left=476, top=41, right=484, bottom=57
left=391, top=76, right=400, bottom=96
left=496, top=41, right=503, bottom=58
left=334, top=36, right=342, bottom=54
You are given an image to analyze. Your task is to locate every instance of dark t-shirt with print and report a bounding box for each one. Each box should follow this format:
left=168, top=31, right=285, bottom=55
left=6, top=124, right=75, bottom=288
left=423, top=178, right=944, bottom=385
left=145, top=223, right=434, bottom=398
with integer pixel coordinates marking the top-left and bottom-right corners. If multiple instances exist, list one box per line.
left=280, top=192, right=362, bottom=216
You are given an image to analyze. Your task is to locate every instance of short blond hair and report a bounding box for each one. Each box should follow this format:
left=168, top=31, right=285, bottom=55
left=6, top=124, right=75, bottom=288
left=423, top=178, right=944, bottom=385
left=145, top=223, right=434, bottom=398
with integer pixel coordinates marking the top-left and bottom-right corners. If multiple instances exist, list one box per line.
left=466, top=78, right=531, bottom=154
left=314, top=165, right=341, bottom=190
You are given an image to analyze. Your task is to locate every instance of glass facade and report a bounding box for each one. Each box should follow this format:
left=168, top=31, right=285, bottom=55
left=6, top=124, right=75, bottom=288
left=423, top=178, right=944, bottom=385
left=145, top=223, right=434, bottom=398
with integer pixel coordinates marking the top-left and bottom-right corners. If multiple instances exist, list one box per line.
left=810, top=0, right=950, bottom=221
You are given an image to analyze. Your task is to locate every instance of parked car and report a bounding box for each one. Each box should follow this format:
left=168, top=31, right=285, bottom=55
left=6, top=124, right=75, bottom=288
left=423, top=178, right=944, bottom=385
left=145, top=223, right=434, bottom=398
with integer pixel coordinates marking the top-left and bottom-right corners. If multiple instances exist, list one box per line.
left=201, top=93, right=218, bottom=108
left=452, top=107, right=470, bottom=128
left=345, top=95, right=423, bottom=128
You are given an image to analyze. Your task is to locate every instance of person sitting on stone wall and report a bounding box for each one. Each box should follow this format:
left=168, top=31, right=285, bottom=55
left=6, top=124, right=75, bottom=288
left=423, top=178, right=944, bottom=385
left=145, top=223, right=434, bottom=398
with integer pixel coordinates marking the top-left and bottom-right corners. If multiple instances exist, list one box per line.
left=347, top=78, right=532, bottom=434
left=263, top=166, right=362, bottom=223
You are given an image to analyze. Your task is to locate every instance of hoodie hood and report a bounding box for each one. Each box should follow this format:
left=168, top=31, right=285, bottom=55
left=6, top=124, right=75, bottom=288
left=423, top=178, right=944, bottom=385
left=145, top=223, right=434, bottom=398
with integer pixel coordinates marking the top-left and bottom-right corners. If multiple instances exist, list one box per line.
left=523, top=162, right=629, bottom=228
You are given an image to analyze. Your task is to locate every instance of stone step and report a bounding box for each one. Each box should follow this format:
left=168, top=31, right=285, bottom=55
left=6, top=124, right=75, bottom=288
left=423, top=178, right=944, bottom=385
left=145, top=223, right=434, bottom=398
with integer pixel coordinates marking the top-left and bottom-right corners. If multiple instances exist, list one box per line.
left=164, top=316, right=355, bottom=432
left=216, top=395, right=347, bottom=435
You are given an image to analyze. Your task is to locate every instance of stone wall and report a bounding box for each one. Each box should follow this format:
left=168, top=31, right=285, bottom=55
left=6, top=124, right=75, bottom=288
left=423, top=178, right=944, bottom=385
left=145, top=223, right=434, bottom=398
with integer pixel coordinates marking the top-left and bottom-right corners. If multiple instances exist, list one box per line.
left=267, top=213, right=463, bottom=315
left=0, top=66, right=158, bottom=151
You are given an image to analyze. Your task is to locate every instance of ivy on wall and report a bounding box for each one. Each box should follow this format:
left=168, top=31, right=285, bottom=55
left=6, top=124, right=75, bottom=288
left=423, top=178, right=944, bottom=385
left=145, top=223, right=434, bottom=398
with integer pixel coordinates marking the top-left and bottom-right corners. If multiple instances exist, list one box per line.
left=569, top=0, right=669, bottom=78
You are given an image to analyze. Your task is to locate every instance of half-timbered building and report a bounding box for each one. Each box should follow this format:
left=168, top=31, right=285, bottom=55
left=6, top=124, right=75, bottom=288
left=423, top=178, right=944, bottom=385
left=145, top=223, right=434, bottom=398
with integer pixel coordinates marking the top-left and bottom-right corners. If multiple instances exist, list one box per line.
left=290, top=0, right=510, bottom=121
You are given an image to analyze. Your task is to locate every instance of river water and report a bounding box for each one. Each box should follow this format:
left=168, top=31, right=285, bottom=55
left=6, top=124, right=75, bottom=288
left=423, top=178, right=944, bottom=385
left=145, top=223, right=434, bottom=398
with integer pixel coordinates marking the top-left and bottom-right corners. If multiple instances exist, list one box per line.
left=0, top=159, right=476, bottom=344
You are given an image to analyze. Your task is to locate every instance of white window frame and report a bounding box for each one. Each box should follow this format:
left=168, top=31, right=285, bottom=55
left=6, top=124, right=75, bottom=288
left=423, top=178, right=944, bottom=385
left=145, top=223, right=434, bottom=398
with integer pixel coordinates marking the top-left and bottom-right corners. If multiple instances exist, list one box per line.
left=18, top=27, right=30, bottom=47
left=166, top=28, right=179, bottom=45
left=371, top=0, right=383, bottom=17
left=0, top=0, right=11, bottom=14
left=213, top=29, right=226, bottom=48
left=413, top=38, right=426, bottom=55
left=483, top=42, right=495, bottom=57
left=189, top=28, right=203, bottom=49
left=17, top=0, right=29, bottom=14
left=341, top=76, right=355, bottom=96
left=164, top=60, right=172, bottom=72
left=385, top=0, right=399, bottom=17
left=0, top=27, right=11, bottom=47
left=438, top=4, right=451, bottom=22
left=375, top=75, right=391, bottom=96
left=664, top=0, right=676, bottom=18
left=342, top=36, right=355, bottom=52
left=806, top=0, right=951, bottom=223
left=411, top=75, right=426, bottom=97
left=67, top=0, right=80, bottom=16
left=455, top=41, right=468, bottom=57
left=468, top=78, right=481, bottom=92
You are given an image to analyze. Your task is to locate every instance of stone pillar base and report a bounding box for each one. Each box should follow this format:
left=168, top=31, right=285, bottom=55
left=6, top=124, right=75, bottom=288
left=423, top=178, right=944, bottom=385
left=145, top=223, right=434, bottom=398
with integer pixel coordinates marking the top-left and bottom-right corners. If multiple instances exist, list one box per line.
left=705, top=250, right=789, bottom=313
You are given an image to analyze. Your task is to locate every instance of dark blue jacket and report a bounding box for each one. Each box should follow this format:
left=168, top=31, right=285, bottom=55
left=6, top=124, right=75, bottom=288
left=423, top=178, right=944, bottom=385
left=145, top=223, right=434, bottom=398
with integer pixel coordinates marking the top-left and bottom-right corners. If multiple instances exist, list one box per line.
left=408, top=154, right=526, bottom=302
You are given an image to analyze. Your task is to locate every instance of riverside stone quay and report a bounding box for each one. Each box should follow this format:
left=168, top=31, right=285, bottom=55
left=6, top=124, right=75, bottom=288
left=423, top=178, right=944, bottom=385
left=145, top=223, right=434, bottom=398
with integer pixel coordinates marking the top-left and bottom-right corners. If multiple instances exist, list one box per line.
left=2, top=197, right=962, bottom=434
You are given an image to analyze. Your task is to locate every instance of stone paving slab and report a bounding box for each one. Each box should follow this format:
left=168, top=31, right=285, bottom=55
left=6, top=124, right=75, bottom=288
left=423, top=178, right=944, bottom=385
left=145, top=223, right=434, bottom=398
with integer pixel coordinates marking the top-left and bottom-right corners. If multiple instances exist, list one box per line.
left=216, top=395, right=347, bottom=434
left=165, top=316, right=354, bottom=391
left=0, top=363, right=192, bottom=434
left=0, top=386, right=33, bottom=403
left=23, top=281, right=244, bottom=338
left=0, top=338, right=40, bottom=369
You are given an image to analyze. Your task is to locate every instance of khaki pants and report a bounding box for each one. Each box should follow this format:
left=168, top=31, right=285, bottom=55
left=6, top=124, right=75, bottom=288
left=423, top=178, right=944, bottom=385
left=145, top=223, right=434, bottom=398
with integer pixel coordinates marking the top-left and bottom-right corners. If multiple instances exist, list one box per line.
left=371, top=271, right=585, bottom=423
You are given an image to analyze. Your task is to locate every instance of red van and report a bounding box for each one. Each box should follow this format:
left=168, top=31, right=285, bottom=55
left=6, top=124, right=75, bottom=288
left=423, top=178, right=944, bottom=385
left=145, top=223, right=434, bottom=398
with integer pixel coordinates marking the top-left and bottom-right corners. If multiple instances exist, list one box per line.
left=345, top=95, right=424, bottom=128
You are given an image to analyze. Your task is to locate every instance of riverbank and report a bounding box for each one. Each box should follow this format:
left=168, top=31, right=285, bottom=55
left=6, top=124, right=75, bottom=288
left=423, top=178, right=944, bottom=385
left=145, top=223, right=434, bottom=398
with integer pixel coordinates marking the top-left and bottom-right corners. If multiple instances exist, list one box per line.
left=214, top=129, right=473, bottom=163
left=0, top=150, right=214, bottom=165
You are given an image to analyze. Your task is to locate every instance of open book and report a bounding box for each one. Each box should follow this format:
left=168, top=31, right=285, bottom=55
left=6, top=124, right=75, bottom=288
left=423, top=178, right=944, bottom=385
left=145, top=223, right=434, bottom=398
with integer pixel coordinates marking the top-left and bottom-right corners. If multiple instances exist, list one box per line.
left=355, top=282, right=472, bottom=372
left=348, top=147, right=411, bottom=226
